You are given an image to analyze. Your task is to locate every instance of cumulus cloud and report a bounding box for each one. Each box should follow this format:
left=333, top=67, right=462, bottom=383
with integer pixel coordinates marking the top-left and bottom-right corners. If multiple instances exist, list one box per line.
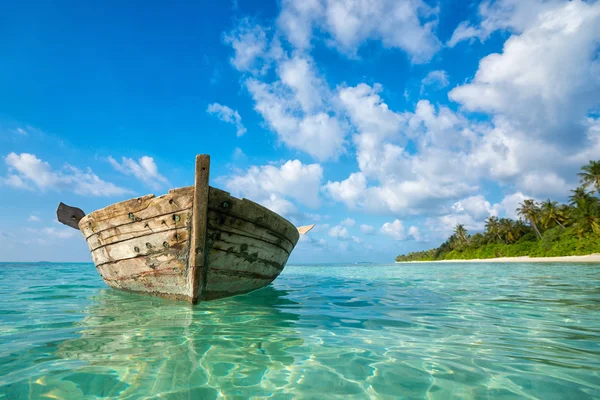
left=223, top=19, right=271, bottom=73
left=451, top=195, right=496, bottom=221
left=360, top=224, right=376, bottom=235
left=448, top=0, right=564, bottom=47
left=206, top=103, right=247, bottom=136
left=325, top=90, right=480, bottom=214
left=3, top=153, right=130, bottom=196
left=278, top=0, right=441, bottom=63
left=340, top=217, right=355, bottom=227
left=381, top=219, right=419, bottom=241
left=223, top=159, right=323, bottom=216
left=222, top=0, right=600, bottom=244
left=329, top=225, right=349, bottom=240
left=108, top=156, right=168, bottom=190
left=449, top=1, right=600, bottom=148
left=245, top=55, right=346, bottom=161
left=27, top=215, right=40, bottom=222
left=421, top=70, right=449, bottom=93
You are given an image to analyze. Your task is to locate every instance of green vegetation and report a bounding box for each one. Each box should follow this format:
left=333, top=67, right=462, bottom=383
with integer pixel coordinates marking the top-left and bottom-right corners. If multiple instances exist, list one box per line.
left=396, top=161, right=600, bottom=262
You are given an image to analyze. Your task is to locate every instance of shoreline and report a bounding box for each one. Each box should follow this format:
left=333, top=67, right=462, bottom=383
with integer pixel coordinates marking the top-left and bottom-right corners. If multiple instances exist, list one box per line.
left=396, top=254, right=600, bottom=263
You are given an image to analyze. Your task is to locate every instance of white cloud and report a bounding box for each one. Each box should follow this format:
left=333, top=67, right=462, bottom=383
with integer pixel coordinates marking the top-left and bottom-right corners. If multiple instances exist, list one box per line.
left=3, top=153, right=130, bottom=196
left=27, top=215, right=40, bottom=222
left=380, top=219, right=420, bottom=241
left=206, top=103, right=247, bottom=136
left=223, top=159, right=323, bottom=216
left=449, top=1, right=600, bottom=148
left=360, top=224, right=376, bottom=235
left=278, top=0, right=441, bottom=63
left=381, top=219, right=405, bottom=240
left=245, top=55, right=346, bottom=161
left=108, top=156, right=168, bottom=190
left=352, top=236, right=363, bottom=244
left=421, top=70, right=449, bottom=93
left=407, top=226, right=421, bottom=241
left=451, top=195, right=496, bottom=221
left=223, top=20, right=270, bottom=73
left=329, top=225, right=349, bottom=240
left=427, top=192, right=537, bottom=239
left=326, top=90, right=480, bottom=215
left=340, top=217, right=355, bottom=227
left=448, top=0, right=563, bottom=47
left=492, top=192, right=532, bottom=220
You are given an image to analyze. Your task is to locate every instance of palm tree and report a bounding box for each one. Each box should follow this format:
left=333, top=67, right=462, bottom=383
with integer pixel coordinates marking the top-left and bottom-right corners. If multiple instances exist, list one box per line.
left=454, top=224, right=469, bottom=244
left=571, top=196, right=600, bottom=236
left=558, top=204, right=573, bottom=227
left=540, top=200, right=565, bottom=229
left=484, top=216, right=501, bottom=241
left=569, top=186, right=589, bottom=206
left=499, top=218, right=515, bottom=243
left=513, top=219, right=528, bottom=240
left=578, top=160, right=600, bottom=193
left=517, top=199, right=542, bottom=240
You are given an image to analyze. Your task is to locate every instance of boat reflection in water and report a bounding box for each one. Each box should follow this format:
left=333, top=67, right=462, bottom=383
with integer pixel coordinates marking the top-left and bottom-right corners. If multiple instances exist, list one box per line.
left=53, top=286, right=303, bottom=399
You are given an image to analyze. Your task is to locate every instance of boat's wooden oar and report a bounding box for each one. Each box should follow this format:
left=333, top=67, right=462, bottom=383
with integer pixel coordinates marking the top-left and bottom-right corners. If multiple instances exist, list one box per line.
left=57, top=202, right=86, bottom=230
left=297, top=224, right=315, bottom=235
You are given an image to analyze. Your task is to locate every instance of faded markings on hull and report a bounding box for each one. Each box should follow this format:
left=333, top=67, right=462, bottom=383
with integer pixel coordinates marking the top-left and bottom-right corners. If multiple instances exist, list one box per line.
left=208, top=187, right=299, bottom=246
left=206, top=210, right=294, bottom=253
left=79, top=187, right=194, bottom=239
left=91, top=229, right=190, bottom=267
left=209, top=229, right=290, bottom=264
left=97, top=251, right=188, bottom=297
left=86, top=210, right=191, bottom=251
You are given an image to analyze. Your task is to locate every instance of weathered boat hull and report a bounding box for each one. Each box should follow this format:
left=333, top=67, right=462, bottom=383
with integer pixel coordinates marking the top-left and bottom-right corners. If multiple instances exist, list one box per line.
left=71, top=155, right=302, bottom=303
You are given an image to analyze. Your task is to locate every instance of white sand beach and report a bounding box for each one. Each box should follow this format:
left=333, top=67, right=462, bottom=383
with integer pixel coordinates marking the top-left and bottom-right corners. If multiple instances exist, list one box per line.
left=397, top=254, right=600, bottom=263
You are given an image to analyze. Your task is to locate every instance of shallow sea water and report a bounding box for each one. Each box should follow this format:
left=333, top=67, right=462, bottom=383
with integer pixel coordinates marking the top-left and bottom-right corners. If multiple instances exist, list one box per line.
left=1, top=262, right=599, bottom=399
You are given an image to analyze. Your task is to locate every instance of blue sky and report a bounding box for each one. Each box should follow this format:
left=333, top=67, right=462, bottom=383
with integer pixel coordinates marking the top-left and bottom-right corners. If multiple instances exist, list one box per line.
left=1, top=0, right=599, bottom=263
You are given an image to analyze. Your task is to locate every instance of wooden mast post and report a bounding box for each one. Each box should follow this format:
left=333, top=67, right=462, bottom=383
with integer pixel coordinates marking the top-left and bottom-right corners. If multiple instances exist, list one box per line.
left=187, top=155, right=211, bottom=304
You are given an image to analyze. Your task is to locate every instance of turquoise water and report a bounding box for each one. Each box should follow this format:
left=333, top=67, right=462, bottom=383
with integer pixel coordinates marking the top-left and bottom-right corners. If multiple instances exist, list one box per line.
left=1, top=262, right=599, bottom=399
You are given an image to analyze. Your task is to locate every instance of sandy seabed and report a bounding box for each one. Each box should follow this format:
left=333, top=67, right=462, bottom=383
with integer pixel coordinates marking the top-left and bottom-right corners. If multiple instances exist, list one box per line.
left=397, top=254, right=600, bottom=263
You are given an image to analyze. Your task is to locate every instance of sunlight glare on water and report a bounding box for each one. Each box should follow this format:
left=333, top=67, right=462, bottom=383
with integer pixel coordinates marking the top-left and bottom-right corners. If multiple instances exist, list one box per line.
left=1, top=262, right=599, bottom=399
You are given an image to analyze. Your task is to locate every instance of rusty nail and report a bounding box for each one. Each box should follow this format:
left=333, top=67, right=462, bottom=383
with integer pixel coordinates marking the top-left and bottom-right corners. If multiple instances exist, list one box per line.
left=163, top=241, right=169, bottom=248
left=144, top=223, right=149, bottom=228
left=216, top=216, right=224, bottom=225
left=134, top=246, right=140, bottom=252
left=129, top=212, right=135, bottom=220
left=195, top=247, right=202, bottom=254
left=146, top=242, right=152, bottom=249
left=173, top=215, right=180, bottom=223
left=174, top=233, right=181, bottom=240
left=222, top=201, right=230, bottom=209
left=169, top=199, right=174, bottom=204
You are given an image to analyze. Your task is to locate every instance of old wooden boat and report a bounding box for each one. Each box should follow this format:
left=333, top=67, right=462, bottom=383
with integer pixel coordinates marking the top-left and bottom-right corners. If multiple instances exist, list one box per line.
left=57, top=154, right=314, bottom=304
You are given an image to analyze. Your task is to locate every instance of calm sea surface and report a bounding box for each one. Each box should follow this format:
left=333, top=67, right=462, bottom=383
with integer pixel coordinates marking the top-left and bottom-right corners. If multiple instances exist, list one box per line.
left=1, top=262, right=599, bottom=399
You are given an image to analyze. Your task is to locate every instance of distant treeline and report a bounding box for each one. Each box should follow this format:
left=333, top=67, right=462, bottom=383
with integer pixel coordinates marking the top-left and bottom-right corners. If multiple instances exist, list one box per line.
left=396, top=161, right=600, bottom=262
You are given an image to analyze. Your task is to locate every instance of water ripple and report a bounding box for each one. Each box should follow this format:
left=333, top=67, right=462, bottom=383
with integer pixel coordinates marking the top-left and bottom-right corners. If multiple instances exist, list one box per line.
left=1, top=262, right=599, bottom=399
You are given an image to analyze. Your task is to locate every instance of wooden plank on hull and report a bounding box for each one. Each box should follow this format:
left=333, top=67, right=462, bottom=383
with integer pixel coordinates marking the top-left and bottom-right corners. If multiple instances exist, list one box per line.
left=86, top=209, right=191, bottom=251
left=187, top=155, right=211, bottom=304
left=206, top=210, right=295, bottom=253
left=79, top=187, right=194, bottom=239
left=209, top=229, right=291, bottom=264
left=207, top=187, right=300, bottom=246
left=91, top=229, right=190, bottom=266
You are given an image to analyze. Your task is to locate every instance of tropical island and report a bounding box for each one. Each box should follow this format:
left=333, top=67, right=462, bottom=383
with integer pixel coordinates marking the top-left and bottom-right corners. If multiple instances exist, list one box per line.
left=396, top=161, right=600, bottom=262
